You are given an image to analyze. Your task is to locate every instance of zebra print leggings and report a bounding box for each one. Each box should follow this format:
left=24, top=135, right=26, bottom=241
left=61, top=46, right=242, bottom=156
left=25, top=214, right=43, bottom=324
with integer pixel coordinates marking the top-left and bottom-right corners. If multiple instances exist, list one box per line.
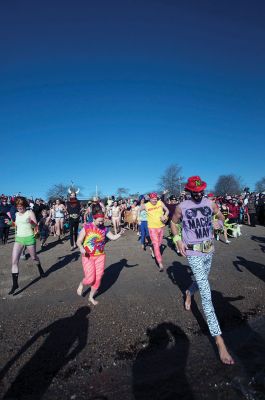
left=187, top=254, right=221, bottom=337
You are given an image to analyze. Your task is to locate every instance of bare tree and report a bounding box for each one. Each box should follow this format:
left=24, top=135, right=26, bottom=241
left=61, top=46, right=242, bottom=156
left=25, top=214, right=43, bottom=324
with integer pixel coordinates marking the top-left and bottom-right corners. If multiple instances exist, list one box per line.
left=158, top=164, right=184, bottom=195
left=214, top=175, right=243, bottom=196
left=47, top=183, right=69, bottom=200
left=255, top=177, right=265, bottom=193
left=116, top=187, right=129, bottom=198
left=129, top=192, right=140, bottom=198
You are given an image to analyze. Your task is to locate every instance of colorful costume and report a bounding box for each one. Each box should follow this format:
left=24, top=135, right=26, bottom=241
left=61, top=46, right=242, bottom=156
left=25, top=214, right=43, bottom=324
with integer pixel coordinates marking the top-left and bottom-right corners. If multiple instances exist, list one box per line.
left=179, top=196, right=221, bottom=337
left=81, top=223, right=108, bottom=290
left=145, top=200, right=165, bottom=263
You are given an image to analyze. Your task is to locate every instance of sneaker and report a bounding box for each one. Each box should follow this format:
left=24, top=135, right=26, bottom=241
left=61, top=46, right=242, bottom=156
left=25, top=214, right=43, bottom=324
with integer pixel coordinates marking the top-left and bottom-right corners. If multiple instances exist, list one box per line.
left=216, top=235, right=219, bottom=241
left=20, top=254, right=26, bottom=260
left=225, top=240, right=231, bottom=244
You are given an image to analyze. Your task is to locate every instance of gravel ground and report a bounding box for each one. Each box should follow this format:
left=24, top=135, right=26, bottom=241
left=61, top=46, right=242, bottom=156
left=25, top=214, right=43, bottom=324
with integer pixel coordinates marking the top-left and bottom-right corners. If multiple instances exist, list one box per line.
left=0, top=224, right=265, bottom=400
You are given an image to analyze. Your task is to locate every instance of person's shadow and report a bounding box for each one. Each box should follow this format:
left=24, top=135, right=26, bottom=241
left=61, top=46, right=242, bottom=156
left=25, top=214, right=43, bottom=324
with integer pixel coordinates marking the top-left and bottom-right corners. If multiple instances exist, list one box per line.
left=83, top=258, right=137, bottom=298
left=13, top=251, right=80, bottom=296
left=233, top=256, right=265, bottom=283
left=45, top=251, right=80, bottom=276
left=211, top=290, right=265, bottom=398
left=0, top=307, right=90, bottom=400
left=36, top=238, right=61, bottom=254
left=132, top=322, right=193, bottom=399
left=251, top=235, right=265, bottom=243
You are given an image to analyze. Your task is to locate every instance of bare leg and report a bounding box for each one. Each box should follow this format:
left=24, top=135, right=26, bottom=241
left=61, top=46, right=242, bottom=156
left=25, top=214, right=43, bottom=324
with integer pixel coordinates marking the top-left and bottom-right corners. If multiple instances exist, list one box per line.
left=224, top=228, right=230, bottom=243
left=12, top=242, right=24, bottom=273
left=112, top=218, right=117, bottom=235
left=55, top=220, right=60, bottom=238
left=117, top=219, right=121, bottom=233
left=27, top=244, right=39, bottom=263
left=215, top=336, right=235, bottom=365
left=27, top=245, right=45, bottom=277
left=59, top=219, right=64, bottom=236
left=77, top=281, right=83, bottom=296
left=89, top=287, right=98, bottom=305
left=185, top=290, right=191, bottom=311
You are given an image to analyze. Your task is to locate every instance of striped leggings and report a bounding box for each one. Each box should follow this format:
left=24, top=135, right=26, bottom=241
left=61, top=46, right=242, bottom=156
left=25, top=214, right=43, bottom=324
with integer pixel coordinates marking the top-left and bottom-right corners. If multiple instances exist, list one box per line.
left=187, top=254, right=221, bottom=337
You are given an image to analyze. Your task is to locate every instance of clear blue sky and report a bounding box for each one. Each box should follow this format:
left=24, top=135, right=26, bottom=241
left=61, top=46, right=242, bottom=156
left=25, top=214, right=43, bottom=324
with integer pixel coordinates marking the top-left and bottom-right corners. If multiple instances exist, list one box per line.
left=1, top=0, right=265, bottom=199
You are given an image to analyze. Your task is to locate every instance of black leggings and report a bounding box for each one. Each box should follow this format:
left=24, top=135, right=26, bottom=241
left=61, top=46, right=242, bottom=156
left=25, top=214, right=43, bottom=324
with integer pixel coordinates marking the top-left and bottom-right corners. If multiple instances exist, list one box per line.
left=0, top=227, right=10, bottom=244
left=69, top=219, right=79, bottom=246
left=249, top=213, right=256, bottom=227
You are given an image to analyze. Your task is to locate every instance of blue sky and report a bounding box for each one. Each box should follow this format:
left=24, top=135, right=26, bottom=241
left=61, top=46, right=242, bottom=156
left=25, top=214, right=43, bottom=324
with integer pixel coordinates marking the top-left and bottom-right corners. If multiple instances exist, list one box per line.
left=1, top=0, right=265, bottom=198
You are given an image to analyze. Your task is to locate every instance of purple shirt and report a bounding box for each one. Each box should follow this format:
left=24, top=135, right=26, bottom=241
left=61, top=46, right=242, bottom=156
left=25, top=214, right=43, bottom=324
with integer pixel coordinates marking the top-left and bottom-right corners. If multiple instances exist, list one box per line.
left=179, top=198, right=214, bottom=256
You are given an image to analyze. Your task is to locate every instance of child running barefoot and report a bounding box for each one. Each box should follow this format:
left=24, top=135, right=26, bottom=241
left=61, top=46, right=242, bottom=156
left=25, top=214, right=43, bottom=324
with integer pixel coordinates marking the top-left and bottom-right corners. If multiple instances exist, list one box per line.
left=76, top=210, right=125, bottom=305
left=38, top=209, right=50, bottom=248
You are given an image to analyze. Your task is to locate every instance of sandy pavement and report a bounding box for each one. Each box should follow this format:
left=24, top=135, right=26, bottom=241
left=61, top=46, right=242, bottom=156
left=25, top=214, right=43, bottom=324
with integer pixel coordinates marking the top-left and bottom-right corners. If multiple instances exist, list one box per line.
left=0, top=224, right=265, bottom=399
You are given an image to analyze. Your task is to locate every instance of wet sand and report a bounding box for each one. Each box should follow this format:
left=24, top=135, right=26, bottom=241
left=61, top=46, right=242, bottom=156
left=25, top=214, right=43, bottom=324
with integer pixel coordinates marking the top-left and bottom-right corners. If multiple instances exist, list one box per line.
left=0, top=224, right=265, bottom=399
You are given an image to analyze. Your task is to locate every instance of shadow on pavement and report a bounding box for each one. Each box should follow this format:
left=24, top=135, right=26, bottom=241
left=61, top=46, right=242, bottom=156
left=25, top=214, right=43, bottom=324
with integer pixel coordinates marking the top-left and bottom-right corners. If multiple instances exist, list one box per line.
left=251, top=235, right=265, bottom=243
left=233, top=256, right=265, bottom=283
left=132, top=322, right=194, bottom=400
left=13, top=252, right=80, bottom=296
left=212, top=290, right=265, bottom=398
left=45, top=251, right=80, bottom=277
left=0, top=307, right=90, bottom=400
left=87, top=258, right=138, bottom=298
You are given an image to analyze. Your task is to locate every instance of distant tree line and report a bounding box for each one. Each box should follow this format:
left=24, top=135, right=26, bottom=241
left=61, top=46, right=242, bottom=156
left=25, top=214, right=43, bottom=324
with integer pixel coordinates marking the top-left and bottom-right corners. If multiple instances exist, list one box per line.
left=46, top=172, right=265, bottom=202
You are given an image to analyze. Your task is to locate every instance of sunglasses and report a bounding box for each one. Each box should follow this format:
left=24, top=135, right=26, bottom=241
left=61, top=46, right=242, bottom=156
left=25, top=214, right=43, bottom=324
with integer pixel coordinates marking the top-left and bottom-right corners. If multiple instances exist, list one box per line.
left=185, top=206, right=212, bottom=219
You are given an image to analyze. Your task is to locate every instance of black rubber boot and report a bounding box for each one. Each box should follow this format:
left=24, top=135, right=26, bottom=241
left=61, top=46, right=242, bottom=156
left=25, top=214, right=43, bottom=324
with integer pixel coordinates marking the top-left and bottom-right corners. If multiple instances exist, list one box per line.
left=37, top=263, right=46, bottom=278
left=8, top=273, right=19, bottom=295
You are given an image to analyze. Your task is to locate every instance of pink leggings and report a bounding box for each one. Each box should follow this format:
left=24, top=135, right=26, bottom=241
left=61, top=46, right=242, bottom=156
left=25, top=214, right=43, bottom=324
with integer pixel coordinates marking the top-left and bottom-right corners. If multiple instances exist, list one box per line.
left=148, top=227, right=164, bottom=263
left=82, top=254, right=105, bottom=290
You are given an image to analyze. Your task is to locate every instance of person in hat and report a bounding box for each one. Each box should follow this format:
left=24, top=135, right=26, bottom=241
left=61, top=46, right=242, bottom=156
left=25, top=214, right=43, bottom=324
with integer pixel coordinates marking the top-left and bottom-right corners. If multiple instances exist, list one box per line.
left=170, top=176, right=234, bottom=365
left=66, top=191, right=81, bottom=250
left=143, top=193, right=169, bottom=271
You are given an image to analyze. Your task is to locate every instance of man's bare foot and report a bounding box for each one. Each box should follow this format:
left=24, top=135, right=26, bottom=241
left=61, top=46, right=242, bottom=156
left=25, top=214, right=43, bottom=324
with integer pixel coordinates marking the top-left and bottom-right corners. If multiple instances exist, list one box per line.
left=77, top=282, right=83, bottom=296
left=89, top=296, right=99, bottom=305
left=215, top=336, right=235, bottom=365
left=185, top=290, right=191, bottom=311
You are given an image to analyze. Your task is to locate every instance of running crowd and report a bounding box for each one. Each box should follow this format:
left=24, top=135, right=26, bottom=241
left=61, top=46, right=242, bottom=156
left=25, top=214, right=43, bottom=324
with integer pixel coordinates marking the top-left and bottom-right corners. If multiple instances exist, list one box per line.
left=1, top=176, right=265, bottom=366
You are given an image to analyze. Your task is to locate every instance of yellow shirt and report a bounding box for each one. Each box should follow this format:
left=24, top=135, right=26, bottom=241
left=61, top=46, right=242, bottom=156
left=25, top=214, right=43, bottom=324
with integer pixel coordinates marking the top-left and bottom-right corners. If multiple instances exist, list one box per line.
left=146, top=200, right=165, bottom=229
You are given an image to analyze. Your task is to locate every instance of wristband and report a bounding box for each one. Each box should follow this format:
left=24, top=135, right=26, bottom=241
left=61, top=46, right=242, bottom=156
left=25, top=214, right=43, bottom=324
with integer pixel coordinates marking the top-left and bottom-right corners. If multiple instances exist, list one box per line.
left=173, top=234, right=182, bottom=244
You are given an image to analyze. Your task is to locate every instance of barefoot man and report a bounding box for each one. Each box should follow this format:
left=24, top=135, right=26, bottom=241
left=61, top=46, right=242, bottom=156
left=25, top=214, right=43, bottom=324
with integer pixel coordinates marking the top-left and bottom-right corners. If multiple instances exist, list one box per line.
left=170, top=176, right=234, bottom=365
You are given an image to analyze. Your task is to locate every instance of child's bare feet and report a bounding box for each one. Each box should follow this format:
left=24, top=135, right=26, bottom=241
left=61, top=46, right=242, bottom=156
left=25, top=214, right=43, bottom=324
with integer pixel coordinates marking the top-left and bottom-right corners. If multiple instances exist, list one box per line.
left=89, top=296, right=99, bottom=306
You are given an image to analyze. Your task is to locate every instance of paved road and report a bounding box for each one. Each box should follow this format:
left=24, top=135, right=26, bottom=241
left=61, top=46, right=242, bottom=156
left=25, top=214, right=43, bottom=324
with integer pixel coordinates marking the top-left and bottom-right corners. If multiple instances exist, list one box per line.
left=0, top=224, right=265, bottom=399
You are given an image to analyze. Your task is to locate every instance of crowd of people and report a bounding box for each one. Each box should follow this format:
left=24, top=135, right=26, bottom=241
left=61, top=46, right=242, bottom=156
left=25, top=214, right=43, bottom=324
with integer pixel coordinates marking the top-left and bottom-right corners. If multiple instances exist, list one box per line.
left=1, top=179, right=265, bottom=365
